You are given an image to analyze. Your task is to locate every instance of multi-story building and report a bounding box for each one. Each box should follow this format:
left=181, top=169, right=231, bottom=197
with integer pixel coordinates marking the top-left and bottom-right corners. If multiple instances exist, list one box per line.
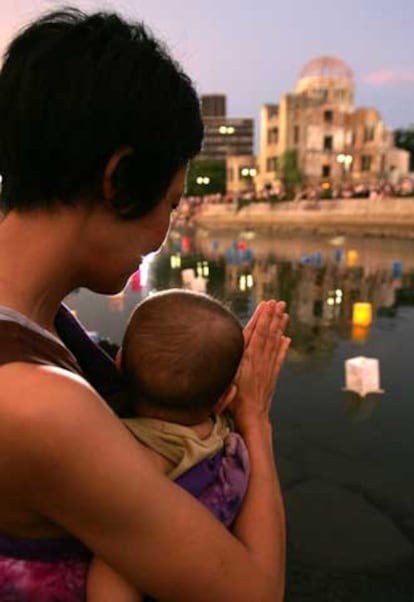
left=198, top=94, right=254, bottom=161
left=256, top=56, right=409, bottom=191
left=201, top=94, right=226, bottom=118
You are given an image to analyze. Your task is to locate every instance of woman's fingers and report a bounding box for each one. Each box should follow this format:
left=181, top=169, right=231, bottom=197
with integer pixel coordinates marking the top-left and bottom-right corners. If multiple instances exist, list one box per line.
left=272, top=335, right=291, bottom=383
left=243, top=301, right=266, bottom=347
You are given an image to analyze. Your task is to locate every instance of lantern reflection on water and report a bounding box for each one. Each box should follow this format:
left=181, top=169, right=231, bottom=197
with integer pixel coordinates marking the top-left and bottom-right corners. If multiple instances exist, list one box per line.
left=239, top=274, right=254, bottom=292
left=170, top=254, right=182, bottom=269
left=351, top=324, right=370, bottom=344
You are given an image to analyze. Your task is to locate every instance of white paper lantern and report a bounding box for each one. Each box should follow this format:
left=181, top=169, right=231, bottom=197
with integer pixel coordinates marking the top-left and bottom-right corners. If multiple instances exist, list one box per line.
left=343, top=356, right=384, bottom=398
left=188, top=276, right=207, bottom=293
left=181, top=268, right=196, bottom=286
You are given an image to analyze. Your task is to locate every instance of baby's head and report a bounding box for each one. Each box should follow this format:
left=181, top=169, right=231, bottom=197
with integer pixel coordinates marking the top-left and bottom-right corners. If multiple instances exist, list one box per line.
left=121, top=289, right=244, bottom=424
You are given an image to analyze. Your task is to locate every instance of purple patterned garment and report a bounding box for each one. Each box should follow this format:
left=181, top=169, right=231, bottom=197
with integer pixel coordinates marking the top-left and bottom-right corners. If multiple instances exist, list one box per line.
left=0, top=537, right=90, bottom=601
left=176, top=431, right=250, bottom=528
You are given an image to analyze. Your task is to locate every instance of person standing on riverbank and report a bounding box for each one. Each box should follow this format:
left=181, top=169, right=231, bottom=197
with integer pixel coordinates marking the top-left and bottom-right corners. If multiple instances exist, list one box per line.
left=0, top=8, right=289, bottom=601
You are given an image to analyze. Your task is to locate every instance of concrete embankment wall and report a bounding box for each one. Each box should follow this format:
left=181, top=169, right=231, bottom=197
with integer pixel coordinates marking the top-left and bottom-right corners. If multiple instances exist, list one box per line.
left=195, top=197, right=414, bottom=238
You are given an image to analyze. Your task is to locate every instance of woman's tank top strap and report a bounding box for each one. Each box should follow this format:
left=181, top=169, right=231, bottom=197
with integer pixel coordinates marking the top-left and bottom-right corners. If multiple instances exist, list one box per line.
left=0, top=320, right=84, bottom=376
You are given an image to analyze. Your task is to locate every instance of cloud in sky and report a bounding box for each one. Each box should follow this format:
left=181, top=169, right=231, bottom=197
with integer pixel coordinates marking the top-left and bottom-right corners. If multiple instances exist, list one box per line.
left=363, top=69, right=414, bottom=85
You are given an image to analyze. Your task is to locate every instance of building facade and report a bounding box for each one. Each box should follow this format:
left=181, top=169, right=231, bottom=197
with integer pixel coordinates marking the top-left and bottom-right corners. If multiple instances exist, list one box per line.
left=256, top=56, right=409, bottom=192
left=198, top=94, right=254, bottom=162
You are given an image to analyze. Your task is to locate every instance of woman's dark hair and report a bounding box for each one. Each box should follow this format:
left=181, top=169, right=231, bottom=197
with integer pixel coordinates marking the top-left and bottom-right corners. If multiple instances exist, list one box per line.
left=0, top=8, right=203, bottom=218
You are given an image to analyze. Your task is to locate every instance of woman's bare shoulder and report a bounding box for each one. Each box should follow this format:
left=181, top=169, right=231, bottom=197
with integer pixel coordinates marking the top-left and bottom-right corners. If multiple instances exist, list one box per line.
left=0, top=362, right=109, bottom=426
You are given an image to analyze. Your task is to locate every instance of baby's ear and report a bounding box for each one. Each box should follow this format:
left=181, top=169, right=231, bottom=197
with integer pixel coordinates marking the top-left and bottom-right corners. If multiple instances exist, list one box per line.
left=214, top=383, right=237, bottom=416
left=115, top=349, right=123, bottom=373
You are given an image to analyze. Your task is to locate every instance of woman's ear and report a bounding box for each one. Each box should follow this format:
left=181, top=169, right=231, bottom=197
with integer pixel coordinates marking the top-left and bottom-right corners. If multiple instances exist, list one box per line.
left=102, top=146, right=134, bottom=203
left=214, top=383, right=237, bottom=416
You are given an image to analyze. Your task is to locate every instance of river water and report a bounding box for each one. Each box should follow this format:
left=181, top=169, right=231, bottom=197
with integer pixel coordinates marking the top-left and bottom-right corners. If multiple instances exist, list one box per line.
left=66, top=229, right=414, bottom=602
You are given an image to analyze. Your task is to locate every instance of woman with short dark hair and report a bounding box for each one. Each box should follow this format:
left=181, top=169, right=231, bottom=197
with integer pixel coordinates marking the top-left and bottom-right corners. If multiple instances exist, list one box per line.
left=0, top=9, right=289, bottom=601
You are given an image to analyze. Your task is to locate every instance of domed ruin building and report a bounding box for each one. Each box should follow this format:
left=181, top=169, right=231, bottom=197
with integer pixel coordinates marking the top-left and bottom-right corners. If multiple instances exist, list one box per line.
left=255, top=55, right=409, bottom=191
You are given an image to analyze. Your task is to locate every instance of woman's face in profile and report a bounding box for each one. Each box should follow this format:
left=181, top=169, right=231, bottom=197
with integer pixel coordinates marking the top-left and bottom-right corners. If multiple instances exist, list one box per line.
left=138, top=166, right=187, bottom=257
left=79, top=166, right=187, bottom=295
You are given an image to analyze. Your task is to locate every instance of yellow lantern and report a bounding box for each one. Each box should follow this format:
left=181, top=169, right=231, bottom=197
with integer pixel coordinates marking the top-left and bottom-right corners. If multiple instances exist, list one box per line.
left=347, top=249, right=358, bottom=267
left=352, top=302, right=373, bottom=328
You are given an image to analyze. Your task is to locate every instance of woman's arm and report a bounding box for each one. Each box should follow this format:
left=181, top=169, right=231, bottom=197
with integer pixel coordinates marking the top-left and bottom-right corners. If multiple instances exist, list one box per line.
left=87, top=556, right=143, bottom=602
left=232, top=300, right=290, bottom=602
left=0, top=302, right=289, bottom=602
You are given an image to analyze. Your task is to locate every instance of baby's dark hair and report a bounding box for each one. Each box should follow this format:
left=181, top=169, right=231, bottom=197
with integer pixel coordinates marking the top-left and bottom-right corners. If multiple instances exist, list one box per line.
left=122, top=290, right=244, bottom=413
left=0, top=8, right=203, bottom=217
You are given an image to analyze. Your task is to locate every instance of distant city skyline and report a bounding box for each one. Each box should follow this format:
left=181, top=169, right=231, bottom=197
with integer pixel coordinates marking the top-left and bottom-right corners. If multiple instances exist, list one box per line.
left=1, top=0, right=413, bottom=147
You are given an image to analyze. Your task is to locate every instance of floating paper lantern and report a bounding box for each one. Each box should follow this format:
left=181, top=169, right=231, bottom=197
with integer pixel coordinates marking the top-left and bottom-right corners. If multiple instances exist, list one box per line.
left=347, top=249, right=358, bottom=267
left=352, top=302, right=372, bottom=327
left=225, top=247, right=239, bottom=266
left=181, top=236, right=191, bottom=253
left=334, top=248, right=343, bottom=263
left=312, top=251, right=322, bottom=266
left=392, top=261, right=403, bottom=279
left=181, top=268, right=195, bottom=286
left=343, top=356, right=384, bottom=398
left=188, top=276, right=207, bottom=293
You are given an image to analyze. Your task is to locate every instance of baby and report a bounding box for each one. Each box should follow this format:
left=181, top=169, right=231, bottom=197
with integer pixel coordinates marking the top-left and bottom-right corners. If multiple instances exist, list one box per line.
left=87, top=289, right=250, bottom=601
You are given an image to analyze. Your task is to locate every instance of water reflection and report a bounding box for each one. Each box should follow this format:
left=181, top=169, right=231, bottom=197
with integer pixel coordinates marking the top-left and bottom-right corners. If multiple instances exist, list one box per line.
left=343, top=391, right=380, bottom=422
left=65, top=230, right=414, bottom=601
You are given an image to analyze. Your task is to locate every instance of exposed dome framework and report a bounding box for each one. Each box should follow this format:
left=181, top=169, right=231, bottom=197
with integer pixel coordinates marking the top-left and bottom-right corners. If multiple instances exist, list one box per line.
left=299, top=56, right=353, bottom=81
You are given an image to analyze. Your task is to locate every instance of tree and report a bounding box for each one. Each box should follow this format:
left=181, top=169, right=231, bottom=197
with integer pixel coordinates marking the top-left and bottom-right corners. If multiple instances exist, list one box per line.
left=186, top=159, right=226, bottom=196
left=394, top=127, right=414, bottom=172
left=276, top=150, right=305, bottom=199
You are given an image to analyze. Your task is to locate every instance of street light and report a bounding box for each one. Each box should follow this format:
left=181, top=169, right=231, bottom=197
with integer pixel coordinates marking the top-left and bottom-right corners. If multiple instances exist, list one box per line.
left=196, top=176, right=210, bottom=185
left=337, top=154, right=353, bottom=170
left=219, top=125, right=236, bottom=135
left=241, top=167, right=257, bottom=177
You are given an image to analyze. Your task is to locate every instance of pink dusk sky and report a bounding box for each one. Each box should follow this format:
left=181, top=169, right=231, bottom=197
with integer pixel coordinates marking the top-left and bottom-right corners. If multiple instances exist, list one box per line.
left=1, top=0, right=413, bottom=145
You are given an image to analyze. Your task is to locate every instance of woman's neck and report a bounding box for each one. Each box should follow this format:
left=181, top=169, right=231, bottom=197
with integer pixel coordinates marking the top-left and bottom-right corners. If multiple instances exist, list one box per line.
left=0, top=209, right=83, bottom=332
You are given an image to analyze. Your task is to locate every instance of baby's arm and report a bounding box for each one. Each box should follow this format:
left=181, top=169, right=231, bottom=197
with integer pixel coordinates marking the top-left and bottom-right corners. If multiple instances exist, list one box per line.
left=87, top=555, right=143, bottom=602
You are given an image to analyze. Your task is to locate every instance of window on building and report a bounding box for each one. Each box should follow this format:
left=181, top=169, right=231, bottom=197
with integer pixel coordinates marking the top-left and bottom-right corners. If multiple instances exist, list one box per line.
left=324, top=110, right=333, bottom=123
left=227, top=167, right=233, bottom=182
left=364, top=124, right=375, bottom=143
left=266, top=156, right=278, bottom=173
left=323, top=135, right=333, bottom=152
left=294, top=125, right=300, bottom=144
left=322, top=165, right=331, bottom=178
left=267, top=127, right=279, bottom=145
left=268, top=105, right=279, bottom=119
left=361, top=155, right=372, bottom=172
left=314, top=88, right=328, bottom=101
